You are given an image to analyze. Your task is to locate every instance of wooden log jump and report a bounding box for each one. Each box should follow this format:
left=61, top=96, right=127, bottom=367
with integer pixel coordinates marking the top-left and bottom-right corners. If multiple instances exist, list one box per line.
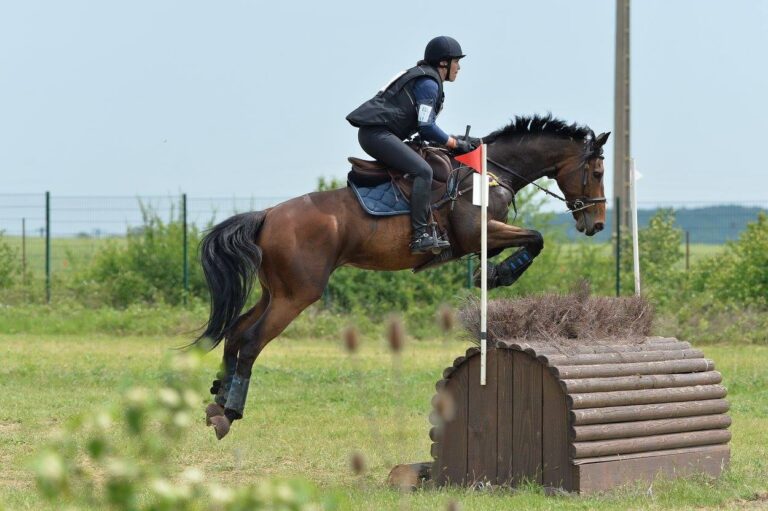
left=394, top=337, right=731, bottom=494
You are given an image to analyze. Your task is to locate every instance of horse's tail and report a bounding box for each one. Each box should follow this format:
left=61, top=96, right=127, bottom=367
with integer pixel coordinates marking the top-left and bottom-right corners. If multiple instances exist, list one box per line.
left=194, top=211, right=267, bottom=349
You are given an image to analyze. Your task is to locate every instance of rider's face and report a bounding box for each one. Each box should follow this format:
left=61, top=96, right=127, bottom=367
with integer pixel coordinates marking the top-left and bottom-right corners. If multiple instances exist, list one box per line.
left=440, top=59, right=461, bottom=82
left=447, top=59, right=460, bottom=81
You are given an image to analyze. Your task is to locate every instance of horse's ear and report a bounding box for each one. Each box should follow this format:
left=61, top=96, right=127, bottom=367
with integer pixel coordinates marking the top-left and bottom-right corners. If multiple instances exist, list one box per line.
left=595, top=132, right=611, bottom=147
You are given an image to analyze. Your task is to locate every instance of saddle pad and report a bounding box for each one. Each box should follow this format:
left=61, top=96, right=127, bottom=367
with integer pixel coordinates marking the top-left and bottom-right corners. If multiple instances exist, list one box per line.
left=348, top=179, right=410, bottom=216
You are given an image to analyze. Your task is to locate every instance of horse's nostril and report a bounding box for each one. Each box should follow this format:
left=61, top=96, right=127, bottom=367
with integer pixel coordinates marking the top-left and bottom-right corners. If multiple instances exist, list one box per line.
left=594, top=222, right=605, bottom=232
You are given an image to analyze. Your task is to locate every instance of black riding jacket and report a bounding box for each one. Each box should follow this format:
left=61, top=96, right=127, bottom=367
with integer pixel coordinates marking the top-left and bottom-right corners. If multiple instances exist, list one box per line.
left=346, top=64, right=444, bottom=140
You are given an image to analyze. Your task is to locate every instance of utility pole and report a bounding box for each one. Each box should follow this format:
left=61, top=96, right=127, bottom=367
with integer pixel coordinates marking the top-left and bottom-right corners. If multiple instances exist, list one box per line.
left=614, top=0, right=631, bottom=233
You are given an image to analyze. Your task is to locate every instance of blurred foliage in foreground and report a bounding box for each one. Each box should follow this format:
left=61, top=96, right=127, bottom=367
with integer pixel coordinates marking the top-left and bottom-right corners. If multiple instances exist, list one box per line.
left=33, top=350, right=339, bottom=511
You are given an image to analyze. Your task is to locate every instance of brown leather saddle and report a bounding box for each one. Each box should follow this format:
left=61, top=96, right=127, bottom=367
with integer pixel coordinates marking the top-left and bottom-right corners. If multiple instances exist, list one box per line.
left=347, top=146, right=455, bottom=203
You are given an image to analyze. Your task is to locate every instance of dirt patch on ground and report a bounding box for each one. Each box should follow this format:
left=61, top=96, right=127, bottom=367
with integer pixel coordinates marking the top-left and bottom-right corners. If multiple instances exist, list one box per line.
left=734, top=492, right=768, bottom=509
left=459, top=285, right=653, bottom=347
left=0, top=421, right=21, bottom=433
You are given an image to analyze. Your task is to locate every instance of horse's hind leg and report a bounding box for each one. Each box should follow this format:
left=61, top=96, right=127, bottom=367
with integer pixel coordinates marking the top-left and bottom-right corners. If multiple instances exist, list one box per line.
left=206, top=289, right=270, bottom=424
left=212, top=284, right=326, bottom=439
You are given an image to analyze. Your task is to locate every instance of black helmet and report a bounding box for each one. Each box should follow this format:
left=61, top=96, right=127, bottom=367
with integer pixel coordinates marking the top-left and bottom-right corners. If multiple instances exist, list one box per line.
left=424, top=36, right=465, bottom=65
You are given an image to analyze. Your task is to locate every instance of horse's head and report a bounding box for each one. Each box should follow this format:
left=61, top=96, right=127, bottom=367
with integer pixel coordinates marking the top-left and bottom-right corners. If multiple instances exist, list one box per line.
left=483, top=116, right=611, bottom=236
left=552, top=131, right=610, bottom=236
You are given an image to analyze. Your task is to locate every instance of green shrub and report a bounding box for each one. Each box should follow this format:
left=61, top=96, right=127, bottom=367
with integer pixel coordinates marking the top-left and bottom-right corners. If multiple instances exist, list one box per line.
left=619, top=209, right=685, bottom=307
left=68, top=205, right=206, bottom=308
left=689, top=212, right=768, bottom=308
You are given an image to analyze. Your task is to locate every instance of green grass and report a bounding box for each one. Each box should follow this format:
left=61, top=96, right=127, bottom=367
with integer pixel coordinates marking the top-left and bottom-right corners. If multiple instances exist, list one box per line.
left=2, top=235, right=127, bottom=276
left=559, top=241, right=725, bottom=268
left=0, top=335, right=766, bottom=510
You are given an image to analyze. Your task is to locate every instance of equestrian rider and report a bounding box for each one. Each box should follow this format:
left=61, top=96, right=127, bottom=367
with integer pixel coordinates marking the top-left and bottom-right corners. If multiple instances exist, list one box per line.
left=346, top=36, right=477, bottom=254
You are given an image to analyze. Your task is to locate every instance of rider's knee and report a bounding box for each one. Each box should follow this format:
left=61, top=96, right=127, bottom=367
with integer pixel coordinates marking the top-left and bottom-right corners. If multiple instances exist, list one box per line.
left=412, top=161, right=433, bottom=181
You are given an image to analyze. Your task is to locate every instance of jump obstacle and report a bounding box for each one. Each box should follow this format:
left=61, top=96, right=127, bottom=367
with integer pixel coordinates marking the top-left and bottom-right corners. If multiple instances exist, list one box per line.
left=392, top=336, right=731, bottom=494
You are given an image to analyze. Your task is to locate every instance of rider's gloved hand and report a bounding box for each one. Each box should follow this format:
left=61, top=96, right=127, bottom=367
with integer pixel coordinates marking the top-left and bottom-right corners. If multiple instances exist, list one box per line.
left=458, top=135, right=482, bottom=147
left=453, top=138, right=476, bottom=154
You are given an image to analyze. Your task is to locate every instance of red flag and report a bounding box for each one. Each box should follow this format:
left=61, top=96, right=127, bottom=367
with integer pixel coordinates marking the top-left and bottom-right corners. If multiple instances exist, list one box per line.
left=454, top=144, right=484, bottom=173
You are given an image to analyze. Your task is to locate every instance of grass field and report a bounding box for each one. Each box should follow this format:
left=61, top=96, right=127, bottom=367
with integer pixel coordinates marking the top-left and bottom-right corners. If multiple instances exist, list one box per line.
left=0, top=334, right=766, bottom=510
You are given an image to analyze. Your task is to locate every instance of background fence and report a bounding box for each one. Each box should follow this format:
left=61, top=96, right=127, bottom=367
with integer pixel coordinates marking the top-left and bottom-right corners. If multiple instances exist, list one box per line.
left=1, top=192, right=766, bottom=304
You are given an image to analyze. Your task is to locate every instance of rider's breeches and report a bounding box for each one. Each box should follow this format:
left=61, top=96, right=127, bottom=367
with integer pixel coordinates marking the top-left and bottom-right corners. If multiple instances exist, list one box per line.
left=358, top=127, right=432, bottom=232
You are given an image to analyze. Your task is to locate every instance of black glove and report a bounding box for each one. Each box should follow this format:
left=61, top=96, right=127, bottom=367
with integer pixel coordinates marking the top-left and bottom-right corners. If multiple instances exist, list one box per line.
left=458, top=135, right=482, bottom=147
left=452, top=135, right=481, bottom=154
left=453, top=138, right=476, bottom=155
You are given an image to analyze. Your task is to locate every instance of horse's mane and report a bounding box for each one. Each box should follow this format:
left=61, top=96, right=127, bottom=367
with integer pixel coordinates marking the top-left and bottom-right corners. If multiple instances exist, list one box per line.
left=483, top=114, right=593, bottom=143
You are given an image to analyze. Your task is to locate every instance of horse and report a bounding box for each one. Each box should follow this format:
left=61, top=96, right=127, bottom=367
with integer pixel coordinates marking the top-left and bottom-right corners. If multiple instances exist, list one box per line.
left=196, top=114, right=609, bottom=439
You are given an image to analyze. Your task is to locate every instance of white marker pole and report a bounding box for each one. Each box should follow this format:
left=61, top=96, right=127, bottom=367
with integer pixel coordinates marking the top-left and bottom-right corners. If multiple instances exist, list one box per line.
left=630, top=158, right=641, bottom=296
left=480, top=143, right=488, bottom=386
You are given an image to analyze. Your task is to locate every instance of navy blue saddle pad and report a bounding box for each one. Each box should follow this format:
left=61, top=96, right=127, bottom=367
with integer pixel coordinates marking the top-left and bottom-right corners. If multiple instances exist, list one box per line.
left=348, top=179, right=410, bottom=216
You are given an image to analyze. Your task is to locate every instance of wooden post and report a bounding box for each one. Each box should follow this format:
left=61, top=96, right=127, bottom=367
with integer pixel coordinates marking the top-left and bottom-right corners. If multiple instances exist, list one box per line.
left=614, top=0, right=631, bottom=233
left=615, top=197, right=621, bottom=297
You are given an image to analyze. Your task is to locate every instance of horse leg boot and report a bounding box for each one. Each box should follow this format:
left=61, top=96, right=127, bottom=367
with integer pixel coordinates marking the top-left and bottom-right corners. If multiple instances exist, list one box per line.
left=213, top=297, right=310, bottom=440
left=206, top=295, right=270, bottom=425
left=475, top=222, right=544, bottom=289
left=206, top=344, right=236, bottom=425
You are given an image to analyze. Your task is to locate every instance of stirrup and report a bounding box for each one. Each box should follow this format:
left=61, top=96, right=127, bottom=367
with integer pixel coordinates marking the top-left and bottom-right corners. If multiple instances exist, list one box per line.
left=410, top=228, right=450, bottom=255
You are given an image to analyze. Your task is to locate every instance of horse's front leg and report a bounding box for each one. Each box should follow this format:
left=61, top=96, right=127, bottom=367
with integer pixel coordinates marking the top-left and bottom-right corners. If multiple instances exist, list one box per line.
left=475, top=220, right=544, bottom=289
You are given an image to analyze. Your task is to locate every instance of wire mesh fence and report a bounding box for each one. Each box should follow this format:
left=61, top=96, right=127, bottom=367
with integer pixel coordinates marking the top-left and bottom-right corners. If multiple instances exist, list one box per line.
left=1, top=193, right=766, bottom=304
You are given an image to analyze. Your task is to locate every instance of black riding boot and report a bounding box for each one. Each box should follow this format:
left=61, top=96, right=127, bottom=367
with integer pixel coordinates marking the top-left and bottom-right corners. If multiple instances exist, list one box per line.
left=409, top=175, right=450, bottom=254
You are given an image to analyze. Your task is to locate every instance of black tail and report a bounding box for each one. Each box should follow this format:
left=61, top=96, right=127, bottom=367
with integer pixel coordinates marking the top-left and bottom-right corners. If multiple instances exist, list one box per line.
left=195, top=211, right=267, bottom=349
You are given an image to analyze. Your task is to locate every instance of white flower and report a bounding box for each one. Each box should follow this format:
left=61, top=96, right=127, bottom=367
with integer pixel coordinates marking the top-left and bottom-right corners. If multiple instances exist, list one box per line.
left=158, top=388, right=181, bottom=407
left=125, top=387, right=150, bottom=405
left=181, top=467, right=204, bottom=485
left=208, top=484, right=234, bottom=504
left=37, top=452, right=64, bottom=481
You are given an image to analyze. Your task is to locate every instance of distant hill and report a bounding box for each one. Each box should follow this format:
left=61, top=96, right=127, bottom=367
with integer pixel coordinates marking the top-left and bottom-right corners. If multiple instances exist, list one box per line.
left=549, top=205, right=767, bottom=244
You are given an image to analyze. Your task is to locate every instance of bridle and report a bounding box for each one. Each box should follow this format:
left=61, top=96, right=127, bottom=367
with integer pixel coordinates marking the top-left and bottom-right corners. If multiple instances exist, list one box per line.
left=485, top=146, right=607, bottom=214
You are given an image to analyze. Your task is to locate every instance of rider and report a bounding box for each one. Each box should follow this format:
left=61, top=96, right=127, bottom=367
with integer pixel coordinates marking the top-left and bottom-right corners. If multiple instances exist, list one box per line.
left=346, top=36, right=477, bottom=254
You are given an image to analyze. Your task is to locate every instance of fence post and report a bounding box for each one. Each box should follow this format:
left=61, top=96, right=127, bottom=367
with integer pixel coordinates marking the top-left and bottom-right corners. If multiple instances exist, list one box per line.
left=45, top=191, right=51, bottom=303
left=22, top=217, right=27, bottom=285
left=466, top=257, right=474, bottom=289
left=615, top=197, right=621, bottom=297
left=182, top=193, right=189, bottom=305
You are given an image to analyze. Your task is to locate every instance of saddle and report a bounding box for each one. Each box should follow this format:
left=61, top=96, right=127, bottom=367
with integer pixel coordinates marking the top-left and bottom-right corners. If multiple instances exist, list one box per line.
left=347, top=145, right=455, bottom=203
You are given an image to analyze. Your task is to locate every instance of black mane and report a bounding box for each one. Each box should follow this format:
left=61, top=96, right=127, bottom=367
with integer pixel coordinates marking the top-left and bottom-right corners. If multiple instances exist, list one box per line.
left=483, top=114, right=593, bottom=143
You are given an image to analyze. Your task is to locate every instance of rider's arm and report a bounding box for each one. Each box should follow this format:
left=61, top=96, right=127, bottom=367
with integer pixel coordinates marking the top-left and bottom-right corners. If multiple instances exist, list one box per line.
left=412, top=77, right=458, bottom=148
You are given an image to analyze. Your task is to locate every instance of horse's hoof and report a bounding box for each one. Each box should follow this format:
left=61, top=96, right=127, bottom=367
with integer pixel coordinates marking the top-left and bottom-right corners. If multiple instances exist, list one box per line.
left=205, top=402, right=225, bottom=426
left=209, top=415, right=231, bottom=440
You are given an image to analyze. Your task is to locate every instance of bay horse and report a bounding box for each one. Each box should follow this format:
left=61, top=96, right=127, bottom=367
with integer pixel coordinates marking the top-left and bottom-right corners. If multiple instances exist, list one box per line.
left=197, top=115, right=609, bottom=439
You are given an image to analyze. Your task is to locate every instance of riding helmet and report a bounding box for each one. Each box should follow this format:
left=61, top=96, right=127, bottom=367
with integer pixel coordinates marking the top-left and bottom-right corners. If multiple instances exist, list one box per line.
left=424, top=36, right=465, bottom=65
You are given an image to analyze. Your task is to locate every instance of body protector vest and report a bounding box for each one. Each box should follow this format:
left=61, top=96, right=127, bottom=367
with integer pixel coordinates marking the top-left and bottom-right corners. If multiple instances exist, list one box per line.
left=346, top=64, right=444, bottom=141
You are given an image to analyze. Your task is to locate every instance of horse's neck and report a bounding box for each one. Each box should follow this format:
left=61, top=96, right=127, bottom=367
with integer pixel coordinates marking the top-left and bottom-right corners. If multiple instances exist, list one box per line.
left=487, top=138, right=574, bottom=193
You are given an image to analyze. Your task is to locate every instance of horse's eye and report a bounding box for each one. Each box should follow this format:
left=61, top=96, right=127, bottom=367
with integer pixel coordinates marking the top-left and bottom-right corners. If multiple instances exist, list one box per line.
left=593, top=171, right=603, bottom=180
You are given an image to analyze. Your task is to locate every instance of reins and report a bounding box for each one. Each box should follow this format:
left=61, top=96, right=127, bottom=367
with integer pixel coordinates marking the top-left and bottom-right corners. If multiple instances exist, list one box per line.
left=485, top=153, right=607, bottom=214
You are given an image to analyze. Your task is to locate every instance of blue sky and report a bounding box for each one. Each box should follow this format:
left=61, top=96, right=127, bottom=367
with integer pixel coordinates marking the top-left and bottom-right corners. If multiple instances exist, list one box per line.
left=1, top=0, right=766, bottom=206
